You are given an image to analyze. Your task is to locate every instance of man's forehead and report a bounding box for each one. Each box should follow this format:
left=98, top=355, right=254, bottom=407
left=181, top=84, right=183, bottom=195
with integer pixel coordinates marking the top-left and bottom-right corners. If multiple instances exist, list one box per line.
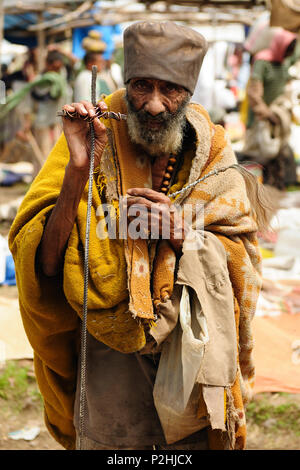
left=129, top=77, right=185, bottom=89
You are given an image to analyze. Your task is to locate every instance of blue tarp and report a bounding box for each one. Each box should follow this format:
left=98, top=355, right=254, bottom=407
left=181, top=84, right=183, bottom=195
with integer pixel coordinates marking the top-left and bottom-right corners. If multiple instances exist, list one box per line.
left=4, top=13, right=49, bottom=47
left=1, top=254, right=16, bottom=286
left=4, top=2, right=121, bottom=56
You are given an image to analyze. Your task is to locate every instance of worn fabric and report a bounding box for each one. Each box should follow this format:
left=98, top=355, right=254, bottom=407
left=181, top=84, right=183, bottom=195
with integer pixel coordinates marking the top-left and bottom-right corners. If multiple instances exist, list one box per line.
left=9, top=88, right=261, bottom=450
left=91, top=231, right=234, bottom=447
left=73, top=331, right=169, bottom=447
left=150, top=231, right=237, bottom=389
left=175, top=232, right=238, bottom=387
left=73, top=330, right=209, bottom=448
left=123, top=21, right=208, bottom=94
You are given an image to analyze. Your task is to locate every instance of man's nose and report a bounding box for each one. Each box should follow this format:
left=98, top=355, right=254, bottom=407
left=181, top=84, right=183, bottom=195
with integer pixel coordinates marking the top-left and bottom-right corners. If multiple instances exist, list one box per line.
left=144, top=91, right=166, bottom=116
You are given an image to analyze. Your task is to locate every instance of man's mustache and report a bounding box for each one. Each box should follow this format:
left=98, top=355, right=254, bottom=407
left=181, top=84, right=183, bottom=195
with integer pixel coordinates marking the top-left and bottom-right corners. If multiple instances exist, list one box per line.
left=125, top=94, right=174, bottom=125
left=132, top=109, right=172, bottom=125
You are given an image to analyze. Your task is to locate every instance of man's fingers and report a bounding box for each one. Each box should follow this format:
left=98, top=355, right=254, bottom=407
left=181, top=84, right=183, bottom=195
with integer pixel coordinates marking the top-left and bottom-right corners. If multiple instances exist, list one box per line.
left=63, top=101, right=108, bottom=137
left=126, top=196, right=153, bottom=210
left=127, top=187, right=171, bottom=205
left=127, top=188, right=160, bottom=199
left=93, top=116, right=108, bottom=135
left=63, top=103, right=76, bottom=113
left=62, top=101, right=109, bottom=126
left=80, top=100, right=107, bottom=118
left=69, top=102, right=89, bottom=115
left=66, top=101, right=95, bottom=117
left=79, top=100, right=97, bottom=118
left=97, top=100, right=108, bottom=112
left=126, top=196, right=172, bottom=214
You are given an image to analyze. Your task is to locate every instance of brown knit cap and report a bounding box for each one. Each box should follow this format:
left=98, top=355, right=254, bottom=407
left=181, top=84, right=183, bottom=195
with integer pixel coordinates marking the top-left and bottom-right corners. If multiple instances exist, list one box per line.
left=123, top=21, right=208, bottom=94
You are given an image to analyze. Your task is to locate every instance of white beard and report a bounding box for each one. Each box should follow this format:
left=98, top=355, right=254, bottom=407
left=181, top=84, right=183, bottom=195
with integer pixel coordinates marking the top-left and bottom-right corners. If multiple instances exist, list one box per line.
left=125, top=95, right=189, bottom=157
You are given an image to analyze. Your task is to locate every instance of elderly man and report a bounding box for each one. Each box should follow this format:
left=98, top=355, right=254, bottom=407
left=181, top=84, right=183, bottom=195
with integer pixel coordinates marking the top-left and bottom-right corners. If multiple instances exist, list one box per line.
left=9, top=22, right=263, bottom=451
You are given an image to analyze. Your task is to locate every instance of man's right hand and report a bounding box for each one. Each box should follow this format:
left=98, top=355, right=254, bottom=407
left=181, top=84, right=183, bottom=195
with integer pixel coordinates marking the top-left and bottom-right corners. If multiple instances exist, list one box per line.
left=62, top=100, right=108, bottom=176
left=40, top=100, right=109, bottom=277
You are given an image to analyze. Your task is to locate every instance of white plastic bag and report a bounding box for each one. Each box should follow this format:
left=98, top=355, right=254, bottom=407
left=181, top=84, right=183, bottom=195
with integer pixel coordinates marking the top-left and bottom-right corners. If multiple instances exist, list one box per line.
left=153, top=285, right=209, bottom=444
left=180, top=285, right=209, bottom=410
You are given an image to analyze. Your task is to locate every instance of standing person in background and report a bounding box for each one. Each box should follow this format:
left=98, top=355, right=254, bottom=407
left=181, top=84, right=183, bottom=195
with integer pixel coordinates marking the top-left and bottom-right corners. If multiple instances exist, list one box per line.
left=241, top=29, right=298, bottom=189
left=31, top=50, right=67, bottom=161
left=74, top=31, right=111, bottom=102
left=73, top=51, right=111, bottom=102
left=100, top=57, right=124, bottom=93
left=47, top=44, right=79, bottom=103
left=4, top=48, right=38, bottom=143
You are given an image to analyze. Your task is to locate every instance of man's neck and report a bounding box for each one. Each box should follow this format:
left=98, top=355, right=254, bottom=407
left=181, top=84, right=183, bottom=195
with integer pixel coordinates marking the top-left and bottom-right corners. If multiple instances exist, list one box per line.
left=149, top=122, right=192, bottom=192
left=151, top=153, right=173, bottom=192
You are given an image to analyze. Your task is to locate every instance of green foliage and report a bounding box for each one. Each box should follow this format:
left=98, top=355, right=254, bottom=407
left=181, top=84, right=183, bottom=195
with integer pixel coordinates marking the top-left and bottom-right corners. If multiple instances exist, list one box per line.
left=0, top=361, right=42, bottom=411
left=246, top=397, right=300, bottom=435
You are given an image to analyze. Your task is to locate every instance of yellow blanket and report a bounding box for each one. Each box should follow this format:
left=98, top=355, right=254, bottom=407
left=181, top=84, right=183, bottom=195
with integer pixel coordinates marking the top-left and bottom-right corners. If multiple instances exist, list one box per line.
left=9, top=89, right=261, bottom=450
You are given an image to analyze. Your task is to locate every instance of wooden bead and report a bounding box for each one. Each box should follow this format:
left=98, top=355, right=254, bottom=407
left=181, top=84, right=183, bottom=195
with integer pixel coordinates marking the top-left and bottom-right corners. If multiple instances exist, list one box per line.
left=159, top=154, right=177, bottom=192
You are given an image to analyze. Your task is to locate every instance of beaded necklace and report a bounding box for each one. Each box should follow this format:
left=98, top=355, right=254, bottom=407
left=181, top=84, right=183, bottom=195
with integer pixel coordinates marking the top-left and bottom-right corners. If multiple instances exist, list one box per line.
left=159, top=150, right=237, bottom=199
left=159, top=155, right=178, bottom=193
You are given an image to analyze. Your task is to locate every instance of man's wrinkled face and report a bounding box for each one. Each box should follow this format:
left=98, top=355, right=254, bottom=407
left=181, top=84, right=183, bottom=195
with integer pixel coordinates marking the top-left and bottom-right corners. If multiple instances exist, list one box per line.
left=125, top=78, right=190, bottom=157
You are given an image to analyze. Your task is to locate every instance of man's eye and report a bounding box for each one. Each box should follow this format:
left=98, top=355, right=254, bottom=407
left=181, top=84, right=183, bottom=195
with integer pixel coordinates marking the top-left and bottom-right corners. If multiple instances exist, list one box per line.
left=134, top=81, right=149, bottom=90
left=164, top=83, right=178, bottom=92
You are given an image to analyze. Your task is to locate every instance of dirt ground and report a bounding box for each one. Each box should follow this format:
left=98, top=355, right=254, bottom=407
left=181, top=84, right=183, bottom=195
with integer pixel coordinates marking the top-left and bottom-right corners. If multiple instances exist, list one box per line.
left=0, top=356, right=299, bottom=450
left=0, top=361, right=63, bottom=451
left=0, top=182, right=30, bottom=236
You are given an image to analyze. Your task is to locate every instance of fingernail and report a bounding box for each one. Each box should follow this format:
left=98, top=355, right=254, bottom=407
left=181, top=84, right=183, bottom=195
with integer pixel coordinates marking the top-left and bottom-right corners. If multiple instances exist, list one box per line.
left=98, top=101, right=108, bottom=109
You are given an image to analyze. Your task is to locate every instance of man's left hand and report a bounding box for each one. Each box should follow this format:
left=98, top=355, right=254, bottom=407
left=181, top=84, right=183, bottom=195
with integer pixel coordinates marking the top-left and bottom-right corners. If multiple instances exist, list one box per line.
left=126, top=188, right=186, bottom=254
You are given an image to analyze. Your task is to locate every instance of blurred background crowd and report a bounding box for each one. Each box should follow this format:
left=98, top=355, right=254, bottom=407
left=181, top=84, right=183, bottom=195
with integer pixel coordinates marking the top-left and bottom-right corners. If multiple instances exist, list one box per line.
left=1, top=6, right=300, bottom=190
left=0, top=24, right=124, bottom=176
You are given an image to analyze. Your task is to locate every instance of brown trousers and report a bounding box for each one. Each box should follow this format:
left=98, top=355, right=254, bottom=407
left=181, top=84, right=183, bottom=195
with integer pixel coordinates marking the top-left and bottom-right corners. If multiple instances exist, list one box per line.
left=75, top=426, right=209, bottom=450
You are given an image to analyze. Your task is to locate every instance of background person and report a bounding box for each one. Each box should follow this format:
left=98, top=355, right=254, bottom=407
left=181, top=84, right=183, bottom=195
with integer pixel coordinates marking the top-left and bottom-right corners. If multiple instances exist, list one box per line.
left=31, top=50, right=67, bottom=161
left=73, top=50, right=111, bottom=102
left=241, top=29, right=298, bottom=189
